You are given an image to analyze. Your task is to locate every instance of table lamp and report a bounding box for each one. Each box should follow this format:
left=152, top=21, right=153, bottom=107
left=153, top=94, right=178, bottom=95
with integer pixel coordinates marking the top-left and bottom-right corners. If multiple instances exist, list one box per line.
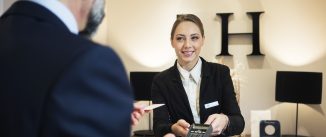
left=130, top=72, right=158, bottom=137
left=275, top=71, right=322, bottom=137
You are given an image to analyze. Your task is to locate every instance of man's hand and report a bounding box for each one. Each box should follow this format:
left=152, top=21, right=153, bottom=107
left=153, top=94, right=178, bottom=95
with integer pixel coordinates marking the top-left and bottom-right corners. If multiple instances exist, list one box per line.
left=171, top=119, right=190, bottom=137
left=131, top=103, right=148, bottom=126
left=204, top=114, right=229, bottom=136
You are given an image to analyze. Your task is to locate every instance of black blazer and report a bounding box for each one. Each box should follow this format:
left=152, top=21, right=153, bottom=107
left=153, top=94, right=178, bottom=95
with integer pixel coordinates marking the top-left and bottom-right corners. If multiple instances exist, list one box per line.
left=151, top=57, right=244, bottom=137
left=0, top=1, right=133, bottom=137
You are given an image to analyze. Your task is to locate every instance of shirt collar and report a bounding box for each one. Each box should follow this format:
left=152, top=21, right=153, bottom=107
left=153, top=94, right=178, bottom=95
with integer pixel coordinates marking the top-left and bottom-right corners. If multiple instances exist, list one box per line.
left=190, top=59, right=202, bottom=84
left=177, top=62, right=190, bottom=80
left=177, top=58, right=202, bottom=84
left=28, top=0, right=79, bottom=34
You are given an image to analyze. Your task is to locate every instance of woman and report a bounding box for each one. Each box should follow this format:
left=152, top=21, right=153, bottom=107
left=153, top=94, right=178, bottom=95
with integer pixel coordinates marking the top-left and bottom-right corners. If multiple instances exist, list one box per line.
left=151, top=14, right=244, bottom=137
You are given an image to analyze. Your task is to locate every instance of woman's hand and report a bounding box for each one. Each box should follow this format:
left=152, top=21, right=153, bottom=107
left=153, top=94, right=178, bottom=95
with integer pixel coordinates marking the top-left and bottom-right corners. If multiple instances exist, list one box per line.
left=164, top=133, right=176, bottom=137
left=204, top=114, right=229, bottom=136
left=171, top=119, right=190, bottom=137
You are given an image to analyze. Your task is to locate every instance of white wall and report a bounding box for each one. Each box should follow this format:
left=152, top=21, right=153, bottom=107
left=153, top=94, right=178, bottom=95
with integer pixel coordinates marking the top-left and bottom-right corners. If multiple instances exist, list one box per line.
left=0, top=0, right=15, bottom=15
left=0, top=0, right=3, bottom=15
left=98, top=0, right=326, bottom=136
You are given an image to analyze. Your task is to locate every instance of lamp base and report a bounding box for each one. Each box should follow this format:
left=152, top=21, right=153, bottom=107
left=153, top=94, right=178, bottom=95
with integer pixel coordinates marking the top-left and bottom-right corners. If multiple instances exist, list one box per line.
left=133, top=130, right=155, bottom=137
left=282, top=135, right=309, bottom=137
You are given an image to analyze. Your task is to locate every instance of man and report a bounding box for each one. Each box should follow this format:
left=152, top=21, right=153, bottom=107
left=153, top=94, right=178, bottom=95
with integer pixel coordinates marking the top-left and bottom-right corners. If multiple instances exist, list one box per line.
left=79, top=0, right=105, bottom=38
left=74, top=0, right=149, bottom=130
left=0, top=0, right=133, bottom=136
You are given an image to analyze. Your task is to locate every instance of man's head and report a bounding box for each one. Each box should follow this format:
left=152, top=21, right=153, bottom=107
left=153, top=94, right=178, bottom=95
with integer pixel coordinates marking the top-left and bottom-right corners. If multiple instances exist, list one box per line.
left=60, top=0, right=105, bottom=38
left=79, top=0, right=105, bottom=38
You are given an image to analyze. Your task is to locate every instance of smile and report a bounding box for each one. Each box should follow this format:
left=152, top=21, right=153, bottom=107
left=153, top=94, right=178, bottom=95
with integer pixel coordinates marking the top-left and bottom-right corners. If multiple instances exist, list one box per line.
left=182, top=51, right=194, bottom=57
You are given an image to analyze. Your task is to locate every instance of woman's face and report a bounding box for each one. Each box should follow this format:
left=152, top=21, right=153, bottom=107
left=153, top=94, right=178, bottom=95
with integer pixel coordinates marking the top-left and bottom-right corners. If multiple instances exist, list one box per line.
left=171, top=21, right=204, bottom=66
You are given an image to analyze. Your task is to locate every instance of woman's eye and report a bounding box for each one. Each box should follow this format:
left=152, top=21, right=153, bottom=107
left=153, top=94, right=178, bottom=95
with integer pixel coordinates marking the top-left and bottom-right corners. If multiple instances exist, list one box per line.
left=176, top=37, right=184, bottom=42
left=191, top=36, right=199, bottom=41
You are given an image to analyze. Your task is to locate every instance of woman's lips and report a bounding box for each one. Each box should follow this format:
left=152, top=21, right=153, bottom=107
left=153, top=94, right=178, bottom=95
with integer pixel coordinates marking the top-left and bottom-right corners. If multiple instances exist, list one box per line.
left=182, top=51, right=194, bottom=57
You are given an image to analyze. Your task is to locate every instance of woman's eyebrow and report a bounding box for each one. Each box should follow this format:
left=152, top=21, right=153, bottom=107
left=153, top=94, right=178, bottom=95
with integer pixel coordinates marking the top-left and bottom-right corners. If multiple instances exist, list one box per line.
left=175, top=34, right=186, bottom=37
left=190, top=33, right=200, bottom=36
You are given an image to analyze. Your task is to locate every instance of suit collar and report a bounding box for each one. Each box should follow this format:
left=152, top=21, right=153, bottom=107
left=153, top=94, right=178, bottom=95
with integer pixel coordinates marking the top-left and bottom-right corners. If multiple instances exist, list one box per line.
left=28, top=0, right=78, bottom=34
left=171, top=57, right=211, bottom=79
left=200, top=57, right=211, bottom=78
left=2, top=1, right=71, bottom=34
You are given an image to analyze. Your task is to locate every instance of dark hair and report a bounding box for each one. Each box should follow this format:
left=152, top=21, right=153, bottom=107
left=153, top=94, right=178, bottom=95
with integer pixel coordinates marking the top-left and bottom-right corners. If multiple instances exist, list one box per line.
left=170, top=14, right=205, bottom=40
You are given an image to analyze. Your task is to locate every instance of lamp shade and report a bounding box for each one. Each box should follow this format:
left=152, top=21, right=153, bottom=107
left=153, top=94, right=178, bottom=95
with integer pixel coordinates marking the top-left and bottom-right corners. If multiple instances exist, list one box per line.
left=130, top=72, right=158, bottom=100
left=275, top=71, right=323, bottom=104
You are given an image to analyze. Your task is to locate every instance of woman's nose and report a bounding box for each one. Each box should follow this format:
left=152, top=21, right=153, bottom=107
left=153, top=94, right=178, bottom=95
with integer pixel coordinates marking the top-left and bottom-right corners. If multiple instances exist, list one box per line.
left=183, top=39, right=191, bottom=48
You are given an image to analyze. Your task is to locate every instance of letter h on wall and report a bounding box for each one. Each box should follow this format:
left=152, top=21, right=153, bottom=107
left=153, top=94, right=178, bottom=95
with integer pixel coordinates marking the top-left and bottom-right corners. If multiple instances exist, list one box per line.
left=216, top=12, right=264, bottom=56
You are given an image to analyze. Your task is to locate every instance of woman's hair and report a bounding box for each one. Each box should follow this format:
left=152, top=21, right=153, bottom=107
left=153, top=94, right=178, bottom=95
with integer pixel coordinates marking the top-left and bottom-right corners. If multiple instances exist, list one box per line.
left=170, top=14, right=205, bottom=40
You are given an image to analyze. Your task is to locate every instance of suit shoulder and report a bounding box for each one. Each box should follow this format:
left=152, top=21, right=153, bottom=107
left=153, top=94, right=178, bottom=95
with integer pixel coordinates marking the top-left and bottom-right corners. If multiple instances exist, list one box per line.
left=77, top=41, right=123, bottom=67
left=67, top=35, right=121, bottom=61
left=86, top=41, right=118, bottom=57
left=205, top=61, right=230, bottom=72
left=154, top=66, right=175, bottom=81
left=55, top=36, right=125, bottom=77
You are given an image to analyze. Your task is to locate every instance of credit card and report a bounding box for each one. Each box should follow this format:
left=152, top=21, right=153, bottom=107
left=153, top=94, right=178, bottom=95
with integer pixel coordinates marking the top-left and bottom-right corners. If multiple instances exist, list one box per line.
left=144, top=104, right=165, bottom=110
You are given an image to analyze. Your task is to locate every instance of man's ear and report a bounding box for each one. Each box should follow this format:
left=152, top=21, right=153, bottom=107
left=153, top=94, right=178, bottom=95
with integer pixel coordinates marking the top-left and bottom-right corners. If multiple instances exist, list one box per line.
left=76, top=0, right=94, bottom=31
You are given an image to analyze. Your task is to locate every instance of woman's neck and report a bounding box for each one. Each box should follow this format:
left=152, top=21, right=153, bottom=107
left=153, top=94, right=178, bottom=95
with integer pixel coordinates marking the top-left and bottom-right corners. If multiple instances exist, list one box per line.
left=178, top=57, right=200, bottom=71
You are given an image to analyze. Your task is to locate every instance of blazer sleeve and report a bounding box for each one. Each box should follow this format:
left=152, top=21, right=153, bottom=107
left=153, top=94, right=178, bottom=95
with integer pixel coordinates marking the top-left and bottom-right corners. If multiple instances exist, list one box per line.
left=219, top=65, right=245, bottom=136
left=151, top=74, right=173, bottom=137
left=41, top=46, right=133, bottom=137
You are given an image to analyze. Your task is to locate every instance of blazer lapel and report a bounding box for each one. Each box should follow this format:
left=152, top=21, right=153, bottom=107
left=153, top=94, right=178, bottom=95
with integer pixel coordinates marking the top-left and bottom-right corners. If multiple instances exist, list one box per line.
left=199, top=57, right=211, bottom=122
left=170, top=61, right=194, bottom=122
left=199, top=57, right=210, bottom=98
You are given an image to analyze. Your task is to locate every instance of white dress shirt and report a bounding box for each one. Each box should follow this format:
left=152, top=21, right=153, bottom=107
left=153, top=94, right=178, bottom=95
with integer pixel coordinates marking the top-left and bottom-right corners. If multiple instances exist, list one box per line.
left=177, top=59, right=202, bottom=124
left=28, top=0, right=78, bottom=34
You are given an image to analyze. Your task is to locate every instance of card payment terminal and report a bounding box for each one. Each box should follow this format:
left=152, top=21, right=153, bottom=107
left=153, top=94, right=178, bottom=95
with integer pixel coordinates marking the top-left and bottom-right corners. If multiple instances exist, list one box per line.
left=186, top=124, right=213, bottom=137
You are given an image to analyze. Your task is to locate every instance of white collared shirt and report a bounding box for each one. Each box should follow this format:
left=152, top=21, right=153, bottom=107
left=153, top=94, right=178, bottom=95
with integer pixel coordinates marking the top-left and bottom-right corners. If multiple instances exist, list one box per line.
left=177, top=59, right=202, bottom=123
left=27, top=0, right=78, bottom=34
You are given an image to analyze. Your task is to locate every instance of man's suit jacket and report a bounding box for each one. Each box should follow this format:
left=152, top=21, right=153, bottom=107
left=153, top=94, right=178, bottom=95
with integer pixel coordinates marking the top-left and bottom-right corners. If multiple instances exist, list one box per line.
left=151, top=57, right=245, bottom=137
left=0, top=1, right=133, bottom=137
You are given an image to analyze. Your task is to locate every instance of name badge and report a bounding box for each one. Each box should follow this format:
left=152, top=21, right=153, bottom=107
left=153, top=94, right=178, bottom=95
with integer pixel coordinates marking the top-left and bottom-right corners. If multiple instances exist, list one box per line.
left=204, top=101, right=219, bottom=109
